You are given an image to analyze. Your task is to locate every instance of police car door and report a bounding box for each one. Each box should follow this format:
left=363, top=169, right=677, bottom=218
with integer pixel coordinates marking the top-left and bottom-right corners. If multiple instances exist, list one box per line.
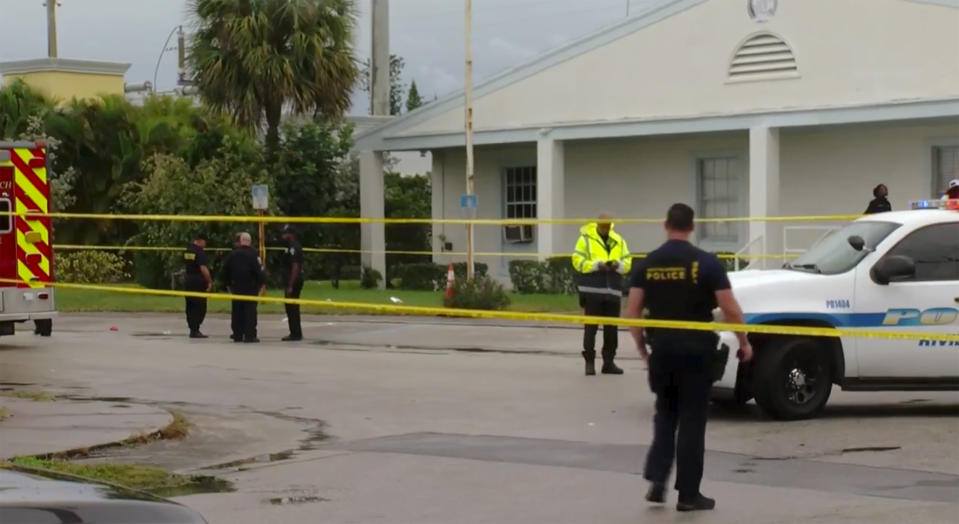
left=854, top=222, right=959, bottom=379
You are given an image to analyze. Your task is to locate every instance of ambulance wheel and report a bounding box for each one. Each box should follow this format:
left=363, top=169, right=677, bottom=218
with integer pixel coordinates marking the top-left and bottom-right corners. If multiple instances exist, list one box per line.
left=35, top=319, right=52, bottom=337
left=752, top=338, right=832, bottom=420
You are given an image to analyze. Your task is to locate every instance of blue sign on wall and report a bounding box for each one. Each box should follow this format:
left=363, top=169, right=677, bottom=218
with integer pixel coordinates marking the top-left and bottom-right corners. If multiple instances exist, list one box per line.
left=460, top=194, right=478, bottom=210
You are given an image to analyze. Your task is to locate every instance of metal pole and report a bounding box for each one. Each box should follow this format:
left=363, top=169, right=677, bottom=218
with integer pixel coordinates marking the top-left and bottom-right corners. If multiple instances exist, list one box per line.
left=257, top=209, right=266, bottom=265
left=46, top=1, right=58, bottom=58
left=464, top=0, right=475, bottom=281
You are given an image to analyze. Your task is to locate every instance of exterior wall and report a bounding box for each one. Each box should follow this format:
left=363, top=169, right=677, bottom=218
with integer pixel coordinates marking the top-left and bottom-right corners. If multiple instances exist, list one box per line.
left=3, top=71, right=125, bottom=101
left=400, top=0, right=959, bottom=137
left=430, top=119, right=959, bottom=280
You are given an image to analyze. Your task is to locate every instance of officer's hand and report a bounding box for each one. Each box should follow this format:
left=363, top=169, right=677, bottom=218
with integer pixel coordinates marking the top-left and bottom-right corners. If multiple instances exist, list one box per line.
left=285, top=286, right=293, bottom=296
left=738, top=343, right=754, bottom=362
left=638, top=346, right=649, bottom=361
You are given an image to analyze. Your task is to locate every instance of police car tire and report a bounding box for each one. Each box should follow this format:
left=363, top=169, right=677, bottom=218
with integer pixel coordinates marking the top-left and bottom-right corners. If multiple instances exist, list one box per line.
left=752, top=338, right=832, bottom=421
left=35, top=319, right=52, bottom=337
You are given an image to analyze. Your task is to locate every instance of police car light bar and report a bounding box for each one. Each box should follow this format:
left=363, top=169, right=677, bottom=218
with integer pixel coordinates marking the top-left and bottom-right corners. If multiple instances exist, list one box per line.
left=909, top=199, right=959, bottom=210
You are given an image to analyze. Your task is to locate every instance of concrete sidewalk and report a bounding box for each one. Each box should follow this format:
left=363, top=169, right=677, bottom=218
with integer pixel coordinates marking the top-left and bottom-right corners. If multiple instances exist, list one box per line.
left=0, top=396, right=172, bottom=459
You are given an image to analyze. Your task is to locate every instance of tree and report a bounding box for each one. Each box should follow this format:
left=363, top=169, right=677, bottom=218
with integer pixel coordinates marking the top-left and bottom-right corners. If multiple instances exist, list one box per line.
left=189, top=0, right=358, bottom=153
left=359, top=54, right=406, bottom=115
left=385, top=172, right=431, bottom=273
left=406, top=80, right=423, bottom=113
left=0, top=80, right=53, bottom=140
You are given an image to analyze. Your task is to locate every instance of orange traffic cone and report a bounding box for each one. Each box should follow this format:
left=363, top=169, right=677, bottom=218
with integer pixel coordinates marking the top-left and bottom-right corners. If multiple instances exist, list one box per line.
left=444, top=264, right=456, bottom=302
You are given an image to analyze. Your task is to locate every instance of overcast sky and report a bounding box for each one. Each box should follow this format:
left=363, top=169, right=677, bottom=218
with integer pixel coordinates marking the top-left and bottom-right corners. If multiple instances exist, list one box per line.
left=0, top=0, right=661, bottom=113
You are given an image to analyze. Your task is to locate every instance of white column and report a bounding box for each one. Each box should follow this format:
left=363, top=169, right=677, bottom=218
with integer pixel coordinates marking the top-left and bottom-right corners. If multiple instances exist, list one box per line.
left=430, top=151, right=446, bottom=263
left=536, top=134, right=565, bottom=260
left=360, top=150, right=386, bottom=285
left=748, top=126, right=781, bottom=267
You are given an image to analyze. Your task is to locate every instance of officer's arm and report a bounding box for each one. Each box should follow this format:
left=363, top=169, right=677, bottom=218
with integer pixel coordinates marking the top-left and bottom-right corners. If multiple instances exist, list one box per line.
left=571, top=236, right=591, bottom=273
left=715, top=289, right=752, bottom=362
left=626, top=287, right=648, bottom=359
left=200, top=265, right=212, bottom=291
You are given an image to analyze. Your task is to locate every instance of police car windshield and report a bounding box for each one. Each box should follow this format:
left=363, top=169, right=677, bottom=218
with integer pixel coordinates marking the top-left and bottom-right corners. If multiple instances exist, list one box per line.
left=787, top=221, right=901, bottom=275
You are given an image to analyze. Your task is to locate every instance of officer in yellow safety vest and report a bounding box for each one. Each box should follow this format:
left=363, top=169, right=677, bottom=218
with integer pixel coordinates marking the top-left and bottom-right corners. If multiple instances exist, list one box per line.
left=572, top=213, right=632, bottom=376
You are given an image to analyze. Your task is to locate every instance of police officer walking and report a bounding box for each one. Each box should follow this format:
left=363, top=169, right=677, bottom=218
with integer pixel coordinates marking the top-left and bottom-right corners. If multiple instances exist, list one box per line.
left=221, top=232, right=266, bottom=343
left=626, top=203, right=752, bottom=512
left=572, top=213, right=631, bottom=376
left=281, top=225, right=304, bottom=342
left=184, top=233, right=212, bottom=338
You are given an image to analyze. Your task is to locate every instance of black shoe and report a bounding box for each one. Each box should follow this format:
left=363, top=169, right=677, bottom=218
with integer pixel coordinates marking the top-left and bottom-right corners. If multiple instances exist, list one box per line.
left=601, top=361, right=624, bottom=375
left=645, top=483, right=666, bottom=504
left=582, top=351, right=596, bottom=376
left=282, top=335, right=303, bottom=342
left=244, top=338, right=260, bottom=344
left=189, top=332, right=208, bottom=339
left=677, top=494, right=715, bottom=512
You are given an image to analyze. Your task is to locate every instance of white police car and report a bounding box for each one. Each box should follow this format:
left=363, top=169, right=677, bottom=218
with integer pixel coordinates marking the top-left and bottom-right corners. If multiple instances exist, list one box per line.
left=714, top=200, right=959, bottom=420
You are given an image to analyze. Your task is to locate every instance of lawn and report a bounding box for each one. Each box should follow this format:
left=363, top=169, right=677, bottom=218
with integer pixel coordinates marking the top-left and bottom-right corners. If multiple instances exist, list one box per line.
left=55, top=281, right=580, bottom=315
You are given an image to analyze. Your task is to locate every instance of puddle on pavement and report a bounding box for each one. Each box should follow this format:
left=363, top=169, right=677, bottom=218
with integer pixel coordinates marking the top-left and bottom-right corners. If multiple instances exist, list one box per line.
left=208, top=450, right=297, bottom=470
left=63, top=395, right=134, bottom=403
left=152, top=476, right=235, bottom=498
left=267, top=495, right=328, bottom=506
left=309, top=340, right=558, bottom=356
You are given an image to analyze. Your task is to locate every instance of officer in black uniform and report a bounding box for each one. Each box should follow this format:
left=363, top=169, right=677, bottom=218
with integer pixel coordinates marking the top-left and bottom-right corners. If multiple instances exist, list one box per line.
left=626, top=203, right=752, bottom=512
left=281, top=225, right=304, bottom=341
left=220, top=232, right=265, bottom=343
left=183, top=233, right=213, bottom=338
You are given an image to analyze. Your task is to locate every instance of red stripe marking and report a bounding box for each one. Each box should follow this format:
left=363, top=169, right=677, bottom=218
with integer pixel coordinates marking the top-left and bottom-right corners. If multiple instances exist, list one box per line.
left=16, top=221, right=52, bottom=261
left=31, top=148, right=46, bottom=160
left=10, top=152, right=49, bottom=198
left=16, top=191, right=42, bottom=215
left=17, top=250, right=50, bottom=282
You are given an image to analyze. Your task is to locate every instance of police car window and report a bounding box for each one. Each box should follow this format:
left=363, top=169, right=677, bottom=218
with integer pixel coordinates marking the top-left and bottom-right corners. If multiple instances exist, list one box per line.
left=883, top=223, right=959, bottom=282
left=0, top=199, right=11, bottom=234
left=788, top=221, right=900, bottom=275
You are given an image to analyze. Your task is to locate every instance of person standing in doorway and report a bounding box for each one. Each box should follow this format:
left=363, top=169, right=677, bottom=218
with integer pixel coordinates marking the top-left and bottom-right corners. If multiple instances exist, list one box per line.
left=864, top=184, right=892, bottom=214
left=281, top=225, right=305, bottom=341
left=626, top=203, right=752, bottom=512
left=942, top=178, right=959, bottom=201
left=571, top=213, right=632, bottom=376
left=183, top=233, right=212, bottom=339
left=221, top=232, right=266, bottom=343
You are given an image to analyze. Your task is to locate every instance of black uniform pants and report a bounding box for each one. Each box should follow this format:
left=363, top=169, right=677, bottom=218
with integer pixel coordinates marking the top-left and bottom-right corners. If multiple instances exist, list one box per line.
left=582, top=297, right=620, bottom=359
left=285, top=278, right=304, bottom=337
left=184, top=278, right=207, bottom=333
left=231, top=297, right=258, bottom=342
left=643, top=334, right=714, bottom=498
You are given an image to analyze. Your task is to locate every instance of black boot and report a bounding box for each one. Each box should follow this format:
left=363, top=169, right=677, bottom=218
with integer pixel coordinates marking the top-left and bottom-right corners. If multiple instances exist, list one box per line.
left=677, top=494, right=715, bottom=512
left=601, top=350, right=624, bottom=375
left=582, top=350, right=596, bottom=376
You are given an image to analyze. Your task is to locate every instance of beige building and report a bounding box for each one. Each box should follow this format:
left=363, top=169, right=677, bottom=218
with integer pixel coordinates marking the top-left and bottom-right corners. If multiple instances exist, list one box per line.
left=357, top=0, right=959, bottom=281
left=0, top=58, right=131, bottom=102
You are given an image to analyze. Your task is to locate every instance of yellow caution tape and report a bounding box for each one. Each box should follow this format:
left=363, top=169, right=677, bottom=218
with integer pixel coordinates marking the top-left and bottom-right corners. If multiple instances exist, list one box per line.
left=18, top=279, right=959, bottom=343
left=7, top=210, right=862, bottom=225
left=52, top=244, right=799, bottom=260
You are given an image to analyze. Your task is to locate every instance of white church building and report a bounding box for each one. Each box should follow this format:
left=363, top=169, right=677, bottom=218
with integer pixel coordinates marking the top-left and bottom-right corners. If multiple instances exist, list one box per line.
left=355, top=0, right=959, bottom=281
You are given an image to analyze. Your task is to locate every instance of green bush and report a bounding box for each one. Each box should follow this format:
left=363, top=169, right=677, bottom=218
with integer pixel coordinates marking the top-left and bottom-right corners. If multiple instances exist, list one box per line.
left=508, top=257, right=577, bottom=294
left=361, top=266, right=383, bottom=289
left=394, top=263, right=444, bottom=290
left=451, top=262, right=488, bottom=281
left=55, top=251, right=130, bottom=284
left=447, top=275, right=510, bottom=310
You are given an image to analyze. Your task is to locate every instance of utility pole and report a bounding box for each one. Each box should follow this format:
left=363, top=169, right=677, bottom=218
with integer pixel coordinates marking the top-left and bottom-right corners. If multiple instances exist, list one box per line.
left=45, top=1, right=59, bottom=58
left=464, top=0, right=476, bottom=280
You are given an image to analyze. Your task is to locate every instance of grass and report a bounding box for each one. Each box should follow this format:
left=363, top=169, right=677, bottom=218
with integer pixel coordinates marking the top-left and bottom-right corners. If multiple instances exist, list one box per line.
left=2, top=390, right=55, bottom=402
left=125, top=411, right=190, bottom=446
left=55, top=280, right=581, bottom=315
left=7, top=457, right=232, bottom=497
left=0, top=406, right=8, bottom=421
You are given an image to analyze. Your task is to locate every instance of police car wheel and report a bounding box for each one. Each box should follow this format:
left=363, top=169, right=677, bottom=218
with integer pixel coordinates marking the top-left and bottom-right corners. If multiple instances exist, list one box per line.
left=35, top=319, right=52, bottom=337
left=752, top=338, right=832, bottom=420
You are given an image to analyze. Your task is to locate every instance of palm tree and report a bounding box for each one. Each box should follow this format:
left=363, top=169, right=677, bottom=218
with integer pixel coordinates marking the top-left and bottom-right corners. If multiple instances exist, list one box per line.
left=0, top=80, right=53, bottom=140
left=188, top=0, right=358, bottom=153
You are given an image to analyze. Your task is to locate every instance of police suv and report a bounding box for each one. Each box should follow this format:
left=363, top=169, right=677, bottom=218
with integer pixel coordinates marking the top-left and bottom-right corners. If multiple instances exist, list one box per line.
left=714, top=200, right=959, bottom=420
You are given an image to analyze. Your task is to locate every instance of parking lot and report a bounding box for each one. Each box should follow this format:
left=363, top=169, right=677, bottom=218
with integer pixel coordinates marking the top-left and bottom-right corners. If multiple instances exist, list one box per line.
left=1, top=312, right=957, bottom=523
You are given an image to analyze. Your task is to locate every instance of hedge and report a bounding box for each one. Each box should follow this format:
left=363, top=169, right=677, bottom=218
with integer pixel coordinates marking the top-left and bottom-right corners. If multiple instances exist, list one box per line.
left=392, top=262, right=489, bottom=291
left=508, top=256, right=576, bottom=295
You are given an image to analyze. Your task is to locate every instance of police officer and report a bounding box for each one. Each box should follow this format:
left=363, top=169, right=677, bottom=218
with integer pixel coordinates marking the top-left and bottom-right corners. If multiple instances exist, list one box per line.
left=626, top=203, right=752, bottom=512
left=220, top=232, right=266, bottom=343
left=184, top=232, right=212, bottom=339
left=572, top=212, right=631, bottom=376
left=281, top=225, right=304, bottom=342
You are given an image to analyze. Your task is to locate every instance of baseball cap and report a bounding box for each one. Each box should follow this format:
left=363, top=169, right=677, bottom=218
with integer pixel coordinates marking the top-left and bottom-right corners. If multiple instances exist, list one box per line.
left=949, top=179, right=959, bottom=189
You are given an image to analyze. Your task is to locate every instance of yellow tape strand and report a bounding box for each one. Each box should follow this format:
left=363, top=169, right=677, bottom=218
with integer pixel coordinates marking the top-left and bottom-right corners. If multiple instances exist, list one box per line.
left=52, top=244, right=799, bottom=260
left=16, top=279, right=959, bottom=343
left=6, top=211, right=862, bottom=226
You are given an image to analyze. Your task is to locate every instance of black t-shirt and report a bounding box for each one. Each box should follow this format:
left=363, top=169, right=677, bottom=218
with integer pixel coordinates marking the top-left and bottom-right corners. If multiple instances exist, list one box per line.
left=220, top=246, right=266, bottom=295
left=184, top=244, right=208, bottom=277
left=631, top=240, right=730, bottom=324
left=865, top=197, right=892, bottom=215
left=282, top=240, right=304, bottom=280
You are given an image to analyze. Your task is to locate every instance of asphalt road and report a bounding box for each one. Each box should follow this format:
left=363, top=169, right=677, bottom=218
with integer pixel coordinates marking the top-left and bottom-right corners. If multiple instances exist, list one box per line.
left=1, top=312, right=957, bottom=523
